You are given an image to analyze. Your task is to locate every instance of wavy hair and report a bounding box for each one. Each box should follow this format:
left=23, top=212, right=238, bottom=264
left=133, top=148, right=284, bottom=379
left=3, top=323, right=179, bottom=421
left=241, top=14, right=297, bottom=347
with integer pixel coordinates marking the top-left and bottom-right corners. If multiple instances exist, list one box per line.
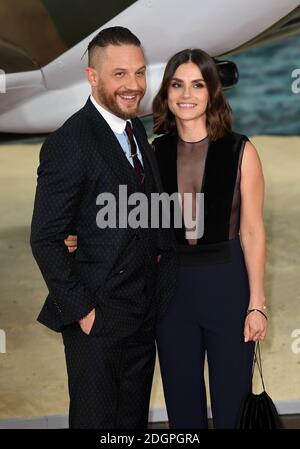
left=152, top=49, right=232, bottom=140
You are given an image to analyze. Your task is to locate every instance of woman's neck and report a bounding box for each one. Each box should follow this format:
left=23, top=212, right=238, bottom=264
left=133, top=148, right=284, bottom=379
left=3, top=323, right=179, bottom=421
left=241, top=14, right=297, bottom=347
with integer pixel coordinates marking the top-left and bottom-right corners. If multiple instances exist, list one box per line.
left=175, top=117, right=207, bottom=142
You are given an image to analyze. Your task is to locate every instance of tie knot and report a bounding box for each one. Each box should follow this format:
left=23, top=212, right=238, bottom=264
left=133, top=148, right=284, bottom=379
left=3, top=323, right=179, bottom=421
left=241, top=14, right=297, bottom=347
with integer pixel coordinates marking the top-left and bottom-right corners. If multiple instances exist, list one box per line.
left=125, top=121, right=133, bottom=135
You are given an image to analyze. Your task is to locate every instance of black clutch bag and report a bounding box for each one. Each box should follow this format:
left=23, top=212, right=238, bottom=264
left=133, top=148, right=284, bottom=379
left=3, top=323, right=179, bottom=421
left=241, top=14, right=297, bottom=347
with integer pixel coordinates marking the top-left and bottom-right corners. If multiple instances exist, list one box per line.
left=236, top=342, right=281, bottom=429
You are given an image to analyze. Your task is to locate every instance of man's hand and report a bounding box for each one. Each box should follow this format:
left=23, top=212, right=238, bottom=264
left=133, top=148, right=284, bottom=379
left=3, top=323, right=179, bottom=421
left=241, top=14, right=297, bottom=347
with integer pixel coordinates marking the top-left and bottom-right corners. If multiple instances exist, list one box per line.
left=65, top=235, right=78, bottom=253
left=79, top=308, right=96, bottom=335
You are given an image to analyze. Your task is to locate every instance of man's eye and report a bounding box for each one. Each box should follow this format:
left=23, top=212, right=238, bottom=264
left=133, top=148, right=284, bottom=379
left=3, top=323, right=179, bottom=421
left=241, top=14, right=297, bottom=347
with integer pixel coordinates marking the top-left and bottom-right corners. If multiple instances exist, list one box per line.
left=136, top=71, right=145, bottom=77
left=115, top=72, right=124, bottom=77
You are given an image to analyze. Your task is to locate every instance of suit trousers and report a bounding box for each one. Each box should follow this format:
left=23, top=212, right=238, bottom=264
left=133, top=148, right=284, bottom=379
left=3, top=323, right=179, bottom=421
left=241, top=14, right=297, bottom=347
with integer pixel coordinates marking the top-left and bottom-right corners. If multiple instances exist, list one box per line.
left=156, top=237, right=255, bottom=429
left=62, top=301, right=156, bottom=429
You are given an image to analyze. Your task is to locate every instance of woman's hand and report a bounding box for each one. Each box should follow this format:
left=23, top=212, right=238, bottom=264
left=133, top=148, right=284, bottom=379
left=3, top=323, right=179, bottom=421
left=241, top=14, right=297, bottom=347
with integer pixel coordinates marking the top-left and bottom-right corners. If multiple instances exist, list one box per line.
left=64, top=235, right=78, bottom=253
left=244, top=310, right=267, bottom=342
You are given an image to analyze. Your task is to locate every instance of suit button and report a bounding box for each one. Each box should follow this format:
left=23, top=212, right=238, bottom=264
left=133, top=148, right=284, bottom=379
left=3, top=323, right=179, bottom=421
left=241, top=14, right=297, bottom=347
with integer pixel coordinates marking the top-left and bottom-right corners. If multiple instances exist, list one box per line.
left=54, top=300, right=62, bottom=313
left=134, top=233, right=140, bottom=240
left=119, top=269, right=125, bottom=274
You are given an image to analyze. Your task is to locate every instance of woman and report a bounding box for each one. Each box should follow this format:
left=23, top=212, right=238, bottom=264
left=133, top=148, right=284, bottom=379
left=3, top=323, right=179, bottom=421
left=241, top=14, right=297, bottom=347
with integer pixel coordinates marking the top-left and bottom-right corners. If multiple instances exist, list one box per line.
left=151, top=48, right=267, bottom=429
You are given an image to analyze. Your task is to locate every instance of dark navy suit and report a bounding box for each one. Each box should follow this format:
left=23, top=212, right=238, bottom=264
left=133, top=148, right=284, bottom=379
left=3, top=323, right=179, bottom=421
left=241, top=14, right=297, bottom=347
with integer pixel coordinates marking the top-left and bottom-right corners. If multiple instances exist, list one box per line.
left=30, top=98, right=177, bottom=428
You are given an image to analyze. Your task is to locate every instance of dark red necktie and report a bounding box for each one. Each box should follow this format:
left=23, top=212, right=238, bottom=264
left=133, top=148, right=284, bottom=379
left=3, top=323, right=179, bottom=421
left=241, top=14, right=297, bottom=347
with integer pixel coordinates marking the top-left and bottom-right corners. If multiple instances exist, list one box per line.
left=125, top=121, right=145, bottom=185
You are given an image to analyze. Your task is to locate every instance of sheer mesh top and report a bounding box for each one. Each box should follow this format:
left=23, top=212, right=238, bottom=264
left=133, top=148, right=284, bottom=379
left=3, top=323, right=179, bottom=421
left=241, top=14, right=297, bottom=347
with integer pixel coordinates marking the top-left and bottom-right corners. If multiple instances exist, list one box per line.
left=177, top=135, right=243, bottom=245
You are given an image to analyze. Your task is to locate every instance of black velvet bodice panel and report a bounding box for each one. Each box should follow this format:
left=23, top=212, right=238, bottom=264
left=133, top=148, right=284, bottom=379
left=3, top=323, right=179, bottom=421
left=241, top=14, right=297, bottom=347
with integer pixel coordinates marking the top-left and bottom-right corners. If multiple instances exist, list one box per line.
left=152, top=131, right=248, bottom=245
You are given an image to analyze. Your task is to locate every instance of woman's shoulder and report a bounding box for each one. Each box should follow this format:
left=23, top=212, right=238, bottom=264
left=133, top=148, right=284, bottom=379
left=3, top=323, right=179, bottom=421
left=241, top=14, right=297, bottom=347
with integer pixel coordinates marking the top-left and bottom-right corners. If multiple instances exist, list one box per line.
left=151, top=133, right=177, bottom=151
left=152, top=131, right=250, bottom=151
left=217, top=131, right=250, bottom=158
left=229, top=133, right=261, bottom=174
left=224, top=130, right=249, bottom=144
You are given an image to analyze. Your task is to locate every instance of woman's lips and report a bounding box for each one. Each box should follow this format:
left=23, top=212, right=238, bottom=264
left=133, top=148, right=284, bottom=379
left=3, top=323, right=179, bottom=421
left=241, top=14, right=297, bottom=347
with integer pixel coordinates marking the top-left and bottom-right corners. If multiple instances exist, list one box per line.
left=177, top=102, right=197, bottom=108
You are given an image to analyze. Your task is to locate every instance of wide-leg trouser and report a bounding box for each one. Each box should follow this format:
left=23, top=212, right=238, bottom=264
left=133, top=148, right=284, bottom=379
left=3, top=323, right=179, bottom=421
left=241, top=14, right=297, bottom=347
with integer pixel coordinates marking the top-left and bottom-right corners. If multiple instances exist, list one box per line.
left=156, top=237, right=254, bottom=429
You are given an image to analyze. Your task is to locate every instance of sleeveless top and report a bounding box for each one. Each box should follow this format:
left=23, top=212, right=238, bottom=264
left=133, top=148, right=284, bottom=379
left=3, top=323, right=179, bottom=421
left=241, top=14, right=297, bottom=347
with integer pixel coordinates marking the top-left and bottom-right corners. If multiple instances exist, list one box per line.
left=152, top=131, right=249, bottom=265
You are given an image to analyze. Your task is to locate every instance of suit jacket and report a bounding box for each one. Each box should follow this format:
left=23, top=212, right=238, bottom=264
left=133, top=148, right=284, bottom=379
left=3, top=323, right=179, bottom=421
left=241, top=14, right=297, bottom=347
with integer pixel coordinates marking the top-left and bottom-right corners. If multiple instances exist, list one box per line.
left=30, top=98, right=177, bottom=333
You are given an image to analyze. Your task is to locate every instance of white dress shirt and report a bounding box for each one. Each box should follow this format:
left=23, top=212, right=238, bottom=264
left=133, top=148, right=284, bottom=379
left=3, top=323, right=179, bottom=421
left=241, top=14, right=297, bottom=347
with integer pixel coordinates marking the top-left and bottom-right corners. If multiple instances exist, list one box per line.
left=90, top=94, right=143, bottom=167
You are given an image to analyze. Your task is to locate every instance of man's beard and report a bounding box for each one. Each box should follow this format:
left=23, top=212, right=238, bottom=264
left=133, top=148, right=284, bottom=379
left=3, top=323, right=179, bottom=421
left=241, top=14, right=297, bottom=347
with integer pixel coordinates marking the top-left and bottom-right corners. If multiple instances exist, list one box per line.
left=97, top=86, right=144, bottom=120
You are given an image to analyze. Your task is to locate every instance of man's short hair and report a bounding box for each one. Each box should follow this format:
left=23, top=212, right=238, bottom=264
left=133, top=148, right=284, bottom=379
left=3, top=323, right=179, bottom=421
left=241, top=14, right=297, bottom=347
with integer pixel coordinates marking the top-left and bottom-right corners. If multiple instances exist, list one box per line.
left=87, top=26, right=141, bottom=67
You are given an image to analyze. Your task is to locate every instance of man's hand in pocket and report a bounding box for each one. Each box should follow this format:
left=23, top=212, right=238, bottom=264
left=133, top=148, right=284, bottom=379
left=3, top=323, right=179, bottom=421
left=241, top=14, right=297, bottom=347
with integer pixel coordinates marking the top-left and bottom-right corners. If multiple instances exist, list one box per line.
left=65, top=235, right=78, bottom=253
left=79, top=308, right=96, bottom=335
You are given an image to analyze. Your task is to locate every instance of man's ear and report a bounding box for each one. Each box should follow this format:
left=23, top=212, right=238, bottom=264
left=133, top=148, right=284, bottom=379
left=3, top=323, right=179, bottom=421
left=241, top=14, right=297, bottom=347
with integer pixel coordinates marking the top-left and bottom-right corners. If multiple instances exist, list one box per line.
left=85, top=67, right=98, bottom=87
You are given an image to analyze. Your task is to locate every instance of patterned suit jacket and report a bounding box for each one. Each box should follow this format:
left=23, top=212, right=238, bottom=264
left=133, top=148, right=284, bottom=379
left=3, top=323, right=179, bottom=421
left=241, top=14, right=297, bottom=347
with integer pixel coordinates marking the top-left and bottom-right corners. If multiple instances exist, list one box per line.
left=30, top=98, right=177, bottom=333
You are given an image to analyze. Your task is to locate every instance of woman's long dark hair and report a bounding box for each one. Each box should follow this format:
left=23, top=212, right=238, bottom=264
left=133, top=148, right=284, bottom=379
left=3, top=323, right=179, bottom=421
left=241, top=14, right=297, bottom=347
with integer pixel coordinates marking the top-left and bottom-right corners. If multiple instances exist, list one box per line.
left=152, top=49, right=232, bottom=140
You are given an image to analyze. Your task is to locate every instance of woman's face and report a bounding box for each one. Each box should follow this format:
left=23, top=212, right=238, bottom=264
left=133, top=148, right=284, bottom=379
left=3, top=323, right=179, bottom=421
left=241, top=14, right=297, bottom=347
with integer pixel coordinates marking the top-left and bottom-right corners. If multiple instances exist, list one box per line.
left=167, top=62, right=209, bottom=123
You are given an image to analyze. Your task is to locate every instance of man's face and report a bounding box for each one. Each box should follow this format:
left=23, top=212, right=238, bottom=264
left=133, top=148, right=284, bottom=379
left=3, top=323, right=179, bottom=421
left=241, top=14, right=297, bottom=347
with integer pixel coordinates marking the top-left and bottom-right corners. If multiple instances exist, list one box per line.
left=87, top=44, right=146, bottom=119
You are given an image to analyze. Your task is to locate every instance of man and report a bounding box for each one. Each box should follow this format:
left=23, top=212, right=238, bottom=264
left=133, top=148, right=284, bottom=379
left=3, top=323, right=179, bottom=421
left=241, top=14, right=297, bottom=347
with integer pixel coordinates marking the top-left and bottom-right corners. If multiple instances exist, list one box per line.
left=30, top=27, right=176, bottom=429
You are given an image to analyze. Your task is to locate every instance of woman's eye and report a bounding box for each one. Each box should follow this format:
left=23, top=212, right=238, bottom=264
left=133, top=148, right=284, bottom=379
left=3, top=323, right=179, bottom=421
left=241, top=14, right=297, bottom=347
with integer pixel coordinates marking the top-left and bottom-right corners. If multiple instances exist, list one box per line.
left=171, top=82, right=180, bottom=88
left=194, top=83, right=205, bottom=88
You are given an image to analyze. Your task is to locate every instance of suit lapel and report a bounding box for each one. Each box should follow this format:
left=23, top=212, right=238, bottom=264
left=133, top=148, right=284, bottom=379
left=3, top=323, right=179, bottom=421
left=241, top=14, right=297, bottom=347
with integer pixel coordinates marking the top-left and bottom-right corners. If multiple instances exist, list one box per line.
left=132, top=120, right=164, bottom=194
left=84, top=97, right=166, bottom=196
left=84, top=98, right=139, bottom=192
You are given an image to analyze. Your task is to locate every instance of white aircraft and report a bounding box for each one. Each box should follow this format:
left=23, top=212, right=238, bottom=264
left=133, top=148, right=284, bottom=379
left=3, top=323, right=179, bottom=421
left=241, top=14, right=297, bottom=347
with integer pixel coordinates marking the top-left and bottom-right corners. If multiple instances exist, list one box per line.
left=0, top=0, right=299, bottom=133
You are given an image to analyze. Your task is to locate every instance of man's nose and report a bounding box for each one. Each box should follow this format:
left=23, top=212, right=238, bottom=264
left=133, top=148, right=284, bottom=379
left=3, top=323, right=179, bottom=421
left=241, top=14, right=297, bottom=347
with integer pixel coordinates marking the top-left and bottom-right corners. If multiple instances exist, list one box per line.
left=125, top=75, right=141, bottom=91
